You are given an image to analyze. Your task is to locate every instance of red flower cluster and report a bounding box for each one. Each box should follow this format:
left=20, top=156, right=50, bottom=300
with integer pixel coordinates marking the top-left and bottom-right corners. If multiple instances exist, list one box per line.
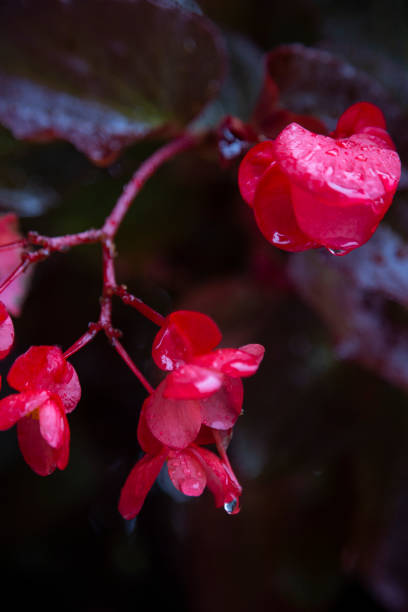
left=0, top=346, right=81, bottom=475
left=239, top=102, right=401, bottom=255
left=119, top=310, right=264, bottom=518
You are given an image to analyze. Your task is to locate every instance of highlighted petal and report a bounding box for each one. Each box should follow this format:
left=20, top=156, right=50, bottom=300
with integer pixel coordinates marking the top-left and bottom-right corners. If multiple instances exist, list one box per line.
left=137, top=400, right=164, bottom=455
left=193, top=346, right=264, bottom=378
left=333, top=102, right=386, bottom=139
left=0, top=389, right=49, bottom=430
left=238, top=141, right=276, bottom=207
left=17, top=411, right=69, bottom=476
left=118, top=451, right=167, bottom=519
left=191, top=445, right=241, bottom=513
left=7, top=346, right=81, bottom=411
left=254, top=163, right=318, bottom=252
left=167, top=450, right=207, bottom=497
left=274, top=123, right=401, bottom=252
left=0, top=301, right=14, bottom=359
left=164, top=365, right=223, bottom=399
left=38, top=398, right=65, bottom=449
left=200, top=377, right=243, bottom=430
left=145, top=380, right=202, bottom=449
left=152, top=310, right=222, bottom=371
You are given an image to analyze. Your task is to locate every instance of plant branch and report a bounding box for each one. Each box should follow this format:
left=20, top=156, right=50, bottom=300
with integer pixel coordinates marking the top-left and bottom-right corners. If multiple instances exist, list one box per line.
left=102, top=133, right=197, bottom=238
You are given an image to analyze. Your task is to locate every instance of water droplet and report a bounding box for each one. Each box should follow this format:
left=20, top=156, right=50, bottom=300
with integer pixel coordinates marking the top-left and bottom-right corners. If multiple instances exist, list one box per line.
left=328, top=248, right=346, bottom=256
left=355, top=154, right=367, bottom=161
left=326, top=149, right=338, bottom=157
left=224, top=498, right=237, bottom=514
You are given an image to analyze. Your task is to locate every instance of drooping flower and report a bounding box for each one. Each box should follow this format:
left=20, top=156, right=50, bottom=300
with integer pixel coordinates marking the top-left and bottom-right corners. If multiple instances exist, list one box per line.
left=118, top=405, right=241, bottom=519
left=0, top=345, right=81, bottom=475
left=238, top=102, right=401, bottom=255
left=146, top=310, right=264, bottom=449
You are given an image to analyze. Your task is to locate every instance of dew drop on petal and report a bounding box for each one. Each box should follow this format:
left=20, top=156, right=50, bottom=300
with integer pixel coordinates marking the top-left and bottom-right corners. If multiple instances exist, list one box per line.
left=224, top=498, right=238, bottom=514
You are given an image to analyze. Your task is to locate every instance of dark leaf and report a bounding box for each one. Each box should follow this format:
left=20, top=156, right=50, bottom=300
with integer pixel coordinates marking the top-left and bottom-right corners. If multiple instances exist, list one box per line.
left=0, top=0, right=225, bottom=165
left=193, top=32, right=263, bottom=130
left=265, top=44, right=400, bottom=132
left=288, top=227, right=408, bottom=392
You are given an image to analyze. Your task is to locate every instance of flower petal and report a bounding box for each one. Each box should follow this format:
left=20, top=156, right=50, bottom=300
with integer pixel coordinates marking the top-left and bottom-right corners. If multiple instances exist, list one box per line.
left=238, top=140, right=276, bottom=207
left=167, top=449, right=207, bottom=497
left=0, top=301, right=14, bottom=359
left=200, top=377, right=243, bottom=430
left=17, top=412, right=68, bottom=476
left=333, top=102, right=386, bottom=139
left=145, top=380, right=202, bottom=449
left=56, top=411, right=70, bottom=470
left=7, top=346, right=81, bottom=411
left=137, top=400, right=164, bottom=455
left=274, top=122, right=401, bottom=253
left=152, top=310, right=222, bottom=371
left=191, top=445, right=241, bottom=513
left=118, top=451, right=167, bottom=520
left=164, top=364, right=223, bottom=399
left=38, top=398, right=65, bottom=449
left=253, top=162, right=318, bottom=252
left=193, top=345, right=264, bottom=378
left=0, top=389, right=49, bottom=430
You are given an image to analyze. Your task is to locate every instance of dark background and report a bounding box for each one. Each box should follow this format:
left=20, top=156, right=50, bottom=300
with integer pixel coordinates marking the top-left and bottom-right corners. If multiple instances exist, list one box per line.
left=1, top=1, right=408, bottom=610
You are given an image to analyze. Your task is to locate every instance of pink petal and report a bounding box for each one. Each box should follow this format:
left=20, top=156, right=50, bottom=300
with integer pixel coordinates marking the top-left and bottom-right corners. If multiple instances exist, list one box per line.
left=0, top=301, right=14, bottom=359
left=167, top=449, right=207, bottom=497
left=0, top=214, right=31, bottom=317
left=238, top=140, right=276, bottom=207
left=137, top=400, right=164, bottom=455
left=7, top=346, right=81, bottom=411
left=145, top=380, right=202, bottom=449
left=164, top=365, right=223, bottom=399
left=38, top=398, right=65, bottom=449
left=191, top=445, right=241, bottom=513
left=118, top=451, right=167, bottom=519
left=0, top=389, right=49, bottom=430
left=200, top=377, right=243, bottom=430
left=274, top=122, right=401, bottom=253
left=193, top=346, right=264, bottom=378
left=333, top=102, right=386, bottom=139
left=56, top=411, right=70, bottom=470
left=17, top=413, right=68, bottom=476
left=152, top=310, right=222, bottom=371
left=239, top=343, right=265, bottom=363
left=253, top=163, right=318, bottom=252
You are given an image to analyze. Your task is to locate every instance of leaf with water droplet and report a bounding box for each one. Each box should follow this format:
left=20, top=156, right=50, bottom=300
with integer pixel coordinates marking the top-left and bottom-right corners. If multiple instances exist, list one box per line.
left=0, top=0, right=225, bottom=165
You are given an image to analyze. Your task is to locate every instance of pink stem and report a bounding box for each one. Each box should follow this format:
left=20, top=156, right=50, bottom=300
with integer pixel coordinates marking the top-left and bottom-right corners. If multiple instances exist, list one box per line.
left=112, top=339, right=154, bottom=394
left=102, top=134, right=197, bottom=238
left=63, top=325, right=101, bottom=359
left=114, top=285, right=164, bottom=326
left=27, top=229, right=103, bottom=251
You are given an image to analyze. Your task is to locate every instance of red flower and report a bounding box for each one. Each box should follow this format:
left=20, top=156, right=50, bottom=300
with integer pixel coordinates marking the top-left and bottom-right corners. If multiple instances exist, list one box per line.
left=0, top=345, right=81, bottom=475
left=0, top=300, right=14, bottom=359
left=118, top=406, right=241, bottom=519
left=239, top=102, right=401, bottom=255
left=146, top=310, right=264, bottom=449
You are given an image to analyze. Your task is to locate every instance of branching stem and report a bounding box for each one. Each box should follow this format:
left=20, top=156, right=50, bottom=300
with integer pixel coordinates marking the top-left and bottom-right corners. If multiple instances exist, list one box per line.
left=0, top=135, right=198, bottom=392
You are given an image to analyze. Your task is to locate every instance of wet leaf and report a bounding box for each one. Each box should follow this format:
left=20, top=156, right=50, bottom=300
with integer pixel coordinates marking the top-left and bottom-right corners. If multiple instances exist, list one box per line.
left=288, top=227, right=408, bottom=392
left=0, top=0, right=225, bottom=165
left=193, top=32, right=263, bottom=130
left=265, top=44, right=399, bottom=132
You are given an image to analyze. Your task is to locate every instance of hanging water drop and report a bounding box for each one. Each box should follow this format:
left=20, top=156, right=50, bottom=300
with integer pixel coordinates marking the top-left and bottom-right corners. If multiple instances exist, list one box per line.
left=224, top=498, right=237, bottom=514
